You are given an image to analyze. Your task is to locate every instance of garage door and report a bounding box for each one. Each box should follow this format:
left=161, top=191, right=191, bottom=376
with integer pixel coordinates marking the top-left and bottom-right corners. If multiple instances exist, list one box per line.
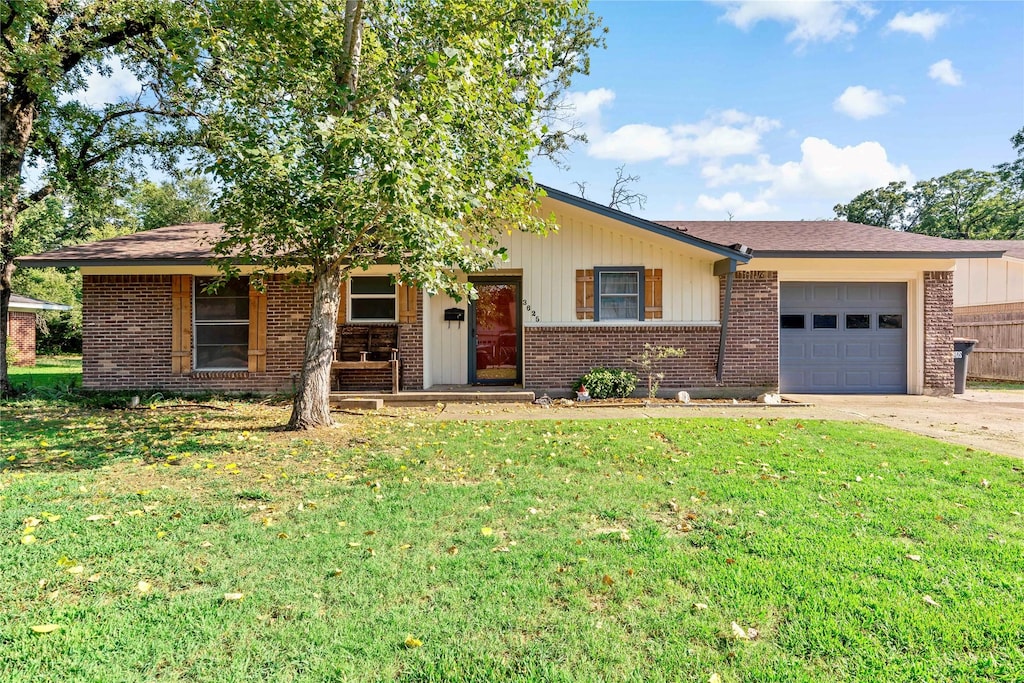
left=780, top=282, right=907, bottom=394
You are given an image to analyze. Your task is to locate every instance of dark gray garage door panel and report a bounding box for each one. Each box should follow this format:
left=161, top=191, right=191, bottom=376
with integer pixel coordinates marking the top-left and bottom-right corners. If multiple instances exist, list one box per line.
left=780, top=282, right=907, bottom=394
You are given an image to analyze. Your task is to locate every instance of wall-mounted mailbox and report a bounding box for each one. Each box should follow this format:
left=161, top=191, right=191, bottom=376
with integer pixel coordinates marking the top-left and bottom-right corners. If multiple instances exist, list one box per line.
left=444, top=307, right=465, bottom=322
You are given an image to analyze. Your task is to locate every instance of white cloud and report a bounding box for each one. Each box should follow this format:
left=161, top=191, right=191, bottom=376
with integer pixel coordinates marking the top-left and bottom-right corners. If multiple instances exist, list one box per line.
left=563, top=90, right=781, bottom=164
left=712, top=1, right=876, bottom=45
left=833, top=85, right=904, bottom=119
left=695, top=191, right=780, bottom=217
left=928, top=59, right=964, bottom=86
left=886, top=10, right=949, bottom=39
left=60, top=56, right=143, bottom=107
left=589, top=124, right=676, bottom=163
left=702, top=137, right=914, bottom=201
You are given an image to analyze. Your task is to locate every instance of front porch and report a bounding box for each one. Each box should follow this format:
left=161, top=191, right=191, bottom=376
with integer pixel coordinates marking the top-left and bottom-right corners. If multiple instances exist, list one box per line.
left=330, top=385, right=535, bottom=408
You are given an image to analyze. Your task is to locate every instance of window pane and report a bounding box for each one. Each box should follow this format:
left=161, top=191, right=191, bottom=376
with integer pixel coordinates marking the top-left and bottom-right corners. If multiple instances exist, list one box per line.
left=196, top=277, right=249, bottom=297
left=813, top=314, right=838, bottom=329
left=351, top=276, right=395, bottom=295
left=780, top=314, right=805, bottom=329
left=878, top=314, right=903, bottom=329
left=196, top=344, right=247, bottom=369
left=196, top=323, right=249, bottom=346
left=845, top=314, right=870, bottom=329
left=599, top=295, right=639, bottom=321
left=600, top=272, right=639, bottom=294
left=351, top=298, right=396, bottom=320
left=195, top=296, right=249, bottom=320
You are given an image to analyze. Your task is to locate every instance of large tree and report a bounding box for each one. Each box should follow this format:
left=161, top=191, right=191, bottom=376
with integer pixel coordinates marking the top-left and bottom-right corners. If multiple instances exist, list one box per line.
left=0, top=1, right=207, bottom=395
left=834, top=130, right=1024, bottom=240
left=205, top=0, right=601, bottom=429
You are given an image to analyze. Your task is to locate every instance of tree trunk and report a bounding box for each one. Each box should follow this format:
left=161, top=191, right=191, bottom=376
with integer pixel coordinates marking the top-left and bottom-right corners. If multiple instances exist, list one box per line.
left=288, top=265, right=343, bottom=430
left=0, top=95, right=37, bottom=397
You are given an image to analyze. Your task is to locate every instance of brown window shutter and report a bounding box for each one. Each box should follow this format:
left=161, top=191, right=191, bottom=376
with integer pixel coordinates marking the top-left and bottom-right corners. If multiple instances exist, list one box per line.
left=248, top=286, right=267, bottom=372
left=575, top=269, right=594, bottom=320
left=645, top=269, right=663, bottom=320
left=337, top=281, right=347, bottom=324
left=398, top=284, right=418, bottom=324
left=171, top=275, right=192, bottom=374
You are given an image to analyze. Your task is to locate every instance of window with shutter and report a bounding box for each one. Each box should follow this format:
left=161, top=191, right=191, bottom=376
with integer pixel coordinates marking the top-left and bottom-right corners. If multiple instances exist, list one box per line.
left=194, top=277, right=250, bottom=370
left=576, top=267, right=662, bottom=322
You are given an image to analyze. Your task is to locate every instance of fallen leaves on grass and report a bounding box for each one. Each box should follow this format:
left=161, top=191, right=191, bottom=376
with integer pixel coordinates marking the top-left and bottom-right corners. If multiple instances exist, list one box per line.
left=404, top=635, right=423, bottom=648
left=727, top=621, right=759, bottom=641
left=136, top=581, right=153, bottom=594
left=223, top=592, right=245, bottom=601
left=31, top=624, right=61, bottom=634
left=923, top=595, right=940, bottom=607
left=905, top=554, right=921, bottom=562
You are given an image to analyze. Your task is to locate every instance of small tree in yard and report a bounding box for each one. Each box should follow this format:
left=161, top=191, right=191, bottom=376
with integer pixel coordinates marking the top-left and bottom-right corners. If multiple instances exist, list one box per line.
left=629, top=344, right=686, bottom=400
left=205, top=1, right=602, bottom=430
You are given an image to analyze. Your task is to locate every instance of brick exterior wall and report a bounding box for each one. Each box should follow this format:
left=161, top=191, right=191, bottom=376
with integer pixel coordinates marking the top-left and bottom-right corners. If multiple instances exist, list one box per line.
left=7, top=311, right=37, bottom=366
left=83, top=274, right=310, bottom=393
left=523, top=270, right=779, bottom=392
left=924, top=270, right=954, bottom=395
left=397, top=292, right=425, bottom=390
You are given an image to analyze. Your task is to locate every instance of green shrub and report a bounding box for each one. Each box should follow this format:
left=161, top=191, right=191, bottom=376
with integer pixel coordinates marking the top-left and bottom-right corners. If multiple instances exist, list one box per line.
left=574, top=367, right=638, bottom=399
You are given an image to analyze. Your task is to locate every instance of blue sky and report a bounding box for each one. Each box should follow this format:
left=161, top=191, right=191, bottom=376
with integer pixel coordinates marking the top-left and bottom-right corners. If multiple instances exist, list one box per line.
left=532, top=0, right=1024, bottom=220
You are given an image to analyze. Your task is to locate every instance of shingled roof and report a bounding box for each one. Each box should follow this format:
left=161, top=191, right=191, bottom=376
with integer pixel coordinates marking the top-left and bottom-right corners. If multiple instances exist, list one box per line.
left=17, top=223, right=226, bottom=267
left=656, top=220, right=1008, bottom=259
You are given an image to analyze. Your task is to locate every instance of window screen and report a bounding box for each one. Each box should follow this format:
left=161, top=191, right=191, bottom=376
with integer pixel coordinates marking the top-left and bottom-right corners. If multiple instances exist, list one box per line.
left=595, top=268, right=643, bottom=321
left=194, top=277, right=249, bottom=370
left=350, top=276, right=397, bottom=321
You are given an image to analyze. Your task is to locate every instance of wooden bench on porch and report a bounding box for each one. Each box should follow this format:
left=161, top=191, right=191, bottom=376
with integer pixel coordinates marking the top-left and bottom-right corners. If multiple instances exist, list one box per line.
left=331, top=325, right=400, bottom=393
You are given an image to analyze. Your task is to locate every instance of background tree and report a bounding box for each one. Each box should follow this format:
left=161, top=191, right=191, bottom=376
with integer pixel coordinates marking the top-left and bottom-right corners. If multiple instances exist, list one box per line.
left=10, top=175, right=215, bottom=353
left=0, top=1, right=208, bottom=395
left=205, top=0, right=601, bottom=429
left=574, top=165, right=647, bottom=212
left=834, top=129, right=1023, bottom=240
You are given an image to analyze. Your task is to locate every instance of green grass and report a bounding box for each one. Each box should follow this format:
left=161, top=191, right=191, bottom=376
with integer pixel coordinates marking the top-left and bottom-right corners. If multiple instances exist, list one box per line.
left=1, top=400, right=1022, bottom=682
left=969, top=380, right=1024, bottom=391
left=7, top=355, right=82, bottom=392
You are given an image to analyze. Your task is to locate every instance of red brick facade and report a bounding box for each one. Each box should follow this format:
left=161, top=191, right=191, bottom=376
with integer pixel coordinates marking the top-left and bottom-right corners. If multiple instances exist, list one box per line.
left=923, top=270, right=954, bottom=395
left=7, top=311, right=37, bottom=366
left=522, top=271, right=779, bottom=392
left=83, top=274, right=311, bottom=393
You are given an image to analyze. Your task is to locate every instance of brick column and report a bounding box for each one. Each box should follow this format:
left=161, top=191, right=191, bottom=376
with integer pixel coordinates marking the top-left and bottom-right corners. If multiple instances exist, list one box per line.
left=923, top=271, right=954, bottom=395
left=7, top=311, right=37, bottom=366
left=719, top=270, right=779, bottom=388
left=398, top=292, right=424, bottom=390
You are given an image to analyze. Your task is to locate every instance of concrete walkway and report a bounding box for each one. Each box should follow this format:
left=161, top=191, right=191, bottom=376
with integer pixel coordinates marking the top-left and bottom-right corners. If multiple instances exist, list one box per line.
left=406, top=390, right=1023, bottom=459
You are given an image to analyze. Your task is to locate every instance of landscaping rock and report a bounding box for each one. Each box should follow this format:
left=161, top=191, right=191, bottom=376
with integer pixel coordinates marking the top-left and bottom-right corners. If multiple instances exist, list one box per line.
left=757, top=392, right=783, bottom=405
left=676, top=391, right=691, bottom=404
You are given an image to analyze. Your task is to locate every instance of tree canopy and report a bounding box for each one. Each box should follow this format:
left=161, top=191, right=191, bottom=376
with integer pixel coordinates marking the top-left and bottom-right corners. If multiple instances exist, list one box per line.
left=204, top=0, right=601, bottom=429
left=1, top=0, right=209, bottom=394
left=834, top=128, right=1024, bottom=240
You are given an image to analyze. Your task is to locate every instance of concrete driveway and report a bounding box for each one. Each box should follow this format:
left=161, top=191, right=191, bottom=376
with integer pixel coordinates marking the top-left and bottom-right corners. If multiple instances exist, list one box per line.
left=420, top=390, right=1023, bottom=459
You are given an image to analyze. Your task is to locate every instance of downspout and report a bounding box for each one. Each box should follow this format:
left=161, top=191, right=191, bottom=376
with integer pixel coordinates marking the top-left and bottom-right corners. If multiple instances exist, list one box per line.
left=713, top=257, right=740, bottom=384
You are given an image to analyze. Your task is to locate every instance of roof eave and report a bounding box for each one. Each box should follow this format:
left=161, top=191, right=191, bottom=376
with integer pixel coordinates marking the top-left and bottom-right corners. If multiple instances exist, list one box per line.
left=749, top=250, right=1007, bottom=260
left=539, top=184, right=752, bottom=263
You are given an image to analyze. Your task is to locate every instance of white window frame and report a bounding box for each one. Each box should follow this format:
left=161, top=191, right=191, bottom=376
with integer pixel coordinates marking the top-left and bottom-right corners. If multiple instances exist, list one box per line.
left=193, top=276, right=249, bottom=371
left=594, top=266, right=645, bottom=322
left=348, top=276, right=398, bottom=323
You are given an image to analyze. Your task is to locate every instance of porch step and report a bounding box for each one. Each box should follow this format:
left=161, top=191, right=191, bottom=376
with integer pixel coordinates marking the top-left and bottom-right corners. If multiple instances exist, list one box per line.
left=330, top=390, right=536, bottom=407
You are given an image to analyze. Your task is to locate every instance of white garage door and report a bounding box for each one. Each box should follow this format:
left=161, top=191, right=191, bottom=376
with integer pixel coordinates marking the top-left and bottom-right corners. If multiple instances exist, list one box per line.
left=780, top=282, right=908, bottom=394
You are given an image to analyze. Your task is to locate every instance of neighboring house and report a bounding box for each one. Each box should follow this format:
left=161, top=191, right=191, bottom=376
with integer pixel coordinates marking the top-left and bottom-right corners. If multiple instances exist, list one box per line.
left=16, top=186, right=1004, bottom=396
left=953, top=241, right=1024, bottom=380
left=6, top=294, right=73, bottom=366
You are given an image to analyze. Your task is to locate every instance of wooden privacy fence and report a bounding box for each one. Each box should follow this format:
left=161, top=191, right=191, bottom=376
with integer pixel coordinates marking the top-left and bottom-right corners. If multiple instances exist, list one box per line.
left=954, top=302, right=1024, bottom=381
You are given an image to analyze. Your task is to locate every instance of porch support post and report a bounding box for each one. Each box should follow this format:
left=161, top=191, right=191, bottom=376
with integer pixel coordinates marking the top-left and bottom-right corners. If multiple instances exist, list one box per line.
left=714, top=258, right=738, bottom=384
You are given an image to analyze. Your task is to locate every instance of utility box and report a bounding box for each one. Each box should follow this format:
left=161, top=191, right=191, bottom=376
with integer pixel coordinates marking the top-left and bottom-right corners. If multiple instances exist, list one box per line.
left=953, top=338, right=978, bottom=395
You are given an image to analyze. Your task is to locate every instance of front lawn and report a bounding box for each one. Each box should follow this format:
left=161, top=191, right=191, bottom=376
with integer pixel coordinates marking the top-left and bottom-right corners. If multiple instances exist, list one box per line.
left=1, top=400, right=1021, bottom=682
left=7, top=355, right=82, bottom=392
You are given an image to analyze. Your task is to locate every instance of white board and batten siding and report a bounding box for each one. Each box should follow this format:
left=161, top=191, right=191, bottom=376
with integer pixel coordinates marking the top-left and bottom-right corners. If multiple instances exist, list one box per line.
left=954, top=257, right=1024, bottom=307
left=425, top=197, right=723, bottom=386
left=501, top=197, right=721, bottom=325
